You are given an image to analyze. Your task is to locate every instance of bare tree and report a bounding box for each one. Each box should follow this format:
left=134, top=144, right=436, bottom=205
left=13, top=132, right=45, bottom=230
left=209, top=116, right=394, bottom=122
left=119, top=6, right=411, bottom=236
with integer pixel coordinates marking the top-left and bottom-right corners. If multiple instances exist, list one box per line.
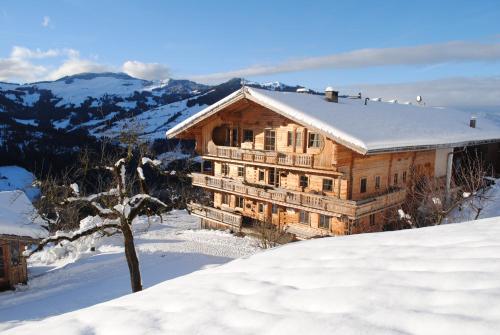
left=254, top=215, right=294, bottom=249
left=453, top=150, right=493, bottom=220
left=390, top=150, right=493, bottom=229
left=28, top=130, right=168, bottom=293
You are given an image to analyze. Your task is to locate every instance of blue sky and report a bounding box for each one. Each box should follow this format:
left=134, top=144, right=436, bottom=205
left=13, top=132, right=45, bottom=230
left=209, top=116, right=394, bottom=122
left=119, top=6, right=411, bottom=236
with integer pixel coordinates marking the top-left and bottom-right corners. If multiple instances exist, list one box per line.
left=1, top=0, right=500, bottom=108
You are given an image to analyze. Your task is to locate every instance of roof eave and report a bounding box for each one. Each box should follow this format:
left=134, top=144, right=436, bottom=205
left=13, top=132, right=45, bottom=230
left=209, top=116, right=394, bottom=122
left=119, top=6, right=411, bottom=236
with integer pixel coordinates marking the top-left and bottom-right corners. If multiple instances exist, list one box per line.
left=365, top=138, right=500, bottom=155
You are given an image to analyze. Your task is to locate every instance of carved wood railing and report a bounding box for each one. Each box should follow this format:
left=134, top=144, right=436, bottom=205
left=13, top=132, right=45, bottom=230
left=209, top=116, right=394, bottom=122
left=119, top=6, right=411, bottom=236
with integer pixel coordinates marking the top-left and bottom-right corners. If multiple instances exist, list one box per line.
left=206, top=146, right=320, bottom=168
left=187, top=202, right=242, bottom=228
left=190, top=173, right=406, bottom=218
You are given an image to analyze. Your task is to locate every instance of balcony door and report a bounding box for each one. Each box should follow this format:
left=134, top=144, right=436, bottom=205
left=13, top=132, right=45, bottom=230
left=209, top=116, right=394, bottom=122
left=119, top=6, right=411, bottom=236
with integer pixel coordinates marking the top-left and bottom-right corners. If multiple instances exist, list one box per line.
left=264, top=129, right=276, bottom=151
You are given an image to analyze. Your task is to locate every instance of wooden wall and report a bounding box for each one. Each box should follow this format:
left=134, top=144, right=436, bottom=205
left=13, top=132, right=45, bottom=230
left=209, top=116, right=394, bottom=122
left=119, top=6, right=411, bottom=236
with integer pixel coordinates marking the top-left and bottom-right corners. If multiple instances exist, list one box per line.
left=186, top=98, right=441, bottom=237
left=0, top=237, right=29, bottom=291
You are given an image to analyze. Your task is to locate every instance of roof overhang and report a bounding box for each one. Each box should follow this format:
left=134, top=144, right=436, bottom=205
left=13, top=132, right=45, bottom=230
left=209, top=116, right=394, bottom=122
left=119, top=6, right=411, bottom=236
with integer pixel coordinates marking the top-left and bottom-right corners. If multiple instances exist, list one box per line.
left=166, top=89, right=246, bottom=139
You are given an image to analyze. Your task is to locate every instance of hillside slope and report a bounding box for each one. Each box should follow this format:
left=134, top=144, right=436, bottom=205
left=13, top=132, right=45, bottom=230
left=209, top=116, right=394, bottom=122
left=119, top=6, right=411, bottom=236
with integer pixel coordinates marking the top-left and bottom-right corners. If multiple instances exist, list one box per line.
left=0, top=74, right=305, bottom=141
left=4, top=217, right=500, bottom=335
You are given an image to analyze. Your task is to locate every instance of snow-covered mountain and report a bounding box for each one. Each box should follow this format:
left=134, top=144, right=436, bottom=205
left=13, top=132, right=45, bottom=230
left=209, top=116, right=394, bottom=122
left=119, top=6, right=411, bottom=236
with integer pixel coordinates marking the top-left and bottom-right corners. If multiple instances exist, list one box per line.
left=0, top=73, right=306, bottom=140
left=0, top=72, right=210, bottom=139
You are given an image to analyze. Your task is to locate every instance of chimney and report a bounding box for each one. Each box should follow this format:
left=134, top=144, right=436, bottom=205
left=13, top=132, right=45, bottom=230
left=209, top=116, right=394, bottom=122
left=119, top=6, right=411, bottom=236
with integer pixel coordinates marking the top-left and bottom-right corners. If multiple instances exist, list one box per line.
left=470, top=116, right=477, bottom=128
left=325, top=87, right=338, bottom=103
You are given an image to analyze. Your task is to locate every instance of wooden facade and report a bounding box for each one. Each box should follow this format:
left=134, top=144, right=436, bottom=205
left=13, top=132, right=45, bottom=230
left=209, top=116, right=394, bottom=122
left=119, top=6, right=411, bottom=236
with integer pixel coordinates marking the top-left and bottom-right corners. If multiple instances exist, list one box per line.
left=176, top=98, right=443, bottom=239
left=0, top=235, right=32, bottom=291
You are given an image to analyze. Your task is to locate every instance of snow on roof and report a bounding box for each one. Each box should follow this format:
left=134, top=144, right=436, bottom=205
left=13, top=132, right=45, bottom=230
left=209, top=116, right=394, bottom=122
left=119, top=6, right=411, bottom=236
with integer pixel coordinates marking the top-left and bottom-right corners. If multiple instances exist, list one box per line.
left=0, top=190, right=47, bottom=239
left=167, top=87, right=500, bottom=154
left=0, top=165, right=40, bottom=201
left=7, top=217, right=500, bottom=334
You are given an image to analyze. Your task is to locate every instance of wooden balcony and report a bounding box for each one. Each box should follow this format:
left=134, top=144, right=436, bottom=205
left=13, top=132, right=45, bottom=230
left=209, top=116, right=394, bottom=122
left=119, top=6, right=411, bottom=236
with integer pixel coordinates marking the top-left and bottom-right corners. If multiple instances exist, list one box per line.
left=187, top=202, right=242, bottom=228
left=206, top=146, right=323, bottom=169
left=190, top=173, right=406, bottom=219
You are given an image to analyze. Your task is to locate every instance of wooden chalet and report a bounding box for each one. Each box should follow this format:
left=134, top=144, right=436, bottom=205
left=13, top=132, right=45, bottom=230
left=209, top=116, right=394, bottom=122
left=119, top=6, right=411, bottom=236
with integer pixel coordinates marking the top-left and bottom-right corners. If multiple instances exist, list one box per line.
left=167, top=86, right=500, bottom=239
left=0, top=191, right=47, bottom=290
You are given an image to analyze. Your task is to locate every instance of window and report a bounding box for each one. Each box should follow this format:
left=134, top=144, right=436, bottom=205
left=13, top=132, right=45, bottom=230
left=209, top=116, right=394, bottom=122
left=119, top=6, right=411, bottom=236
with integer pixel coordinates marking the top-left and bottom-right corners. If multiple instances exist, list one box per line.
left=202, top=160, right=213, bottom=173
left=232, top=127, right=239, bottom=147
left=10, top=241, right=20, bottom=266
left=402, top=171, right=407, bottom=183
left=299, top=175, right=309, bottom=188
left=369, top=214, right=376, bottom=226
left=221, top=163, right=229, bottom=176
left=319, top=215, right=330, bottom=229
left=258, top=170, right=265, bottom=181
left=258, top=203, right=264, bottom=213
left=0, top=246, right=4, bottom=278
left=268, top=169, right=276, bottom=185
left=243, top=129, right=254, bottom=142
left=295, top=131, right=302, bottom=147
left=360, top=178, right=367, bottom=193
left=287, top=131, right=293, bottom=146
left=222, top=193, right=230, bottom=205
left=322, top=178, right=333, bottom=192
left=236, top=196, right=244, bottom=208
left=237, top=166, right=244, bottom=177
left=272, top=204, right=279, bottom=214
left=308, top=132, right=321, bottom=148
left=299, top=210, right=310, bottom=225
left=394, top=173, right=398, bottom=185
left=264, top=129, right=276, bottom=151
left=375, top=176, right=381, bottom=190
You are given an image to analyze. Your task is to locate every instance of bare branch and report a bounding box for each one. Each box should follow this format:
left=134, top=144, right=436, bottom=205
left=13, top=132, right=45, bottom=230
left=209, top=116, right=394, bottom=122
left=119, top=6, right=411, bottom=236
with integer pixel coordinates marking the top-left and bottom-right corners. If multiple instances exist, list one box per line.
left=26, top=222, right=122, bottom=257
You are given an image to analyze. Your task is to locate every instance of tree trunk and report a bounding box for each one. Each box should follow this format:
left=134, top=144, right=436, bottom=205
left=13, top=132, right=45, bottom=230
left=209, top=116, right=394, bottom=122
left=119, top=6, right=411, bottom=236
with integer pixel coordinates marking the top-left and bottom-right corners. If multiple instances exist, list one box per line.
left=121, top=218, right=142, bottom=292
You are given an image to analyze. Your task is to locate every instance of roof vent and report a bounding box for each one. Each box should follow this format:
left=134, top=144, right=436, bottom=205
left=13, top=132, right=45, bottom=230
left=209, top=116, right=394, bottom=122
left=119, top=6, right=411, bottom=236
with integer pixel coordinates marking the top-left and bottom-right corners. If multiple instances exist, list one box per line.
left=470, top=116, right=477, bottom=128
left=325, top=87, right=338, bottom=103
left=296, top=87, right=310, bottom=93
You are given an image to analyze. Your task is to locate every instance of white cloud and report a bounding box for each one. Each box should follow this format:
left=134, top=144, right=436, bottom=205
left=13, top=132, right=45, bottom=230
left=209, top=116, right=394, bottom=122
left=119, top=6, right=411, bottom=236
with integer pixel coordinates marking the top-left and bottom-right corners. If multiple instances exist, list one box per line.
left=0, top=46, right=111, bottom=83
left=42, top=16, right=50, bottom=28
left=122, top=60, right=169, bottom=80
left=10, top=46, right=60, bottom=59
left=191, top=41, right=500, bottom=83
left=0, top=58, right=47, bottom=82
left=345, top=76, right=500, bottom=111
left=47, top=58, right=111, bottom=81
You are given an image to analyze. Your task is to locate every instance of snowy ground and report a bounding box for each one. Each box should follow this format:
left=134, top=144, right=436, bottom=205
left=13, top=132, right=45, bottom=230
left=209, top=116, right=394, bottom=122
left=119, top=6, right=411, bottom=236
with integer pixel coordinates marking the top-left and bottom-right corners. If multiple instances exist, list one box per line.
left=0, top=210, right=260, bottom=332
left=2, top=216, right=500, bottom=334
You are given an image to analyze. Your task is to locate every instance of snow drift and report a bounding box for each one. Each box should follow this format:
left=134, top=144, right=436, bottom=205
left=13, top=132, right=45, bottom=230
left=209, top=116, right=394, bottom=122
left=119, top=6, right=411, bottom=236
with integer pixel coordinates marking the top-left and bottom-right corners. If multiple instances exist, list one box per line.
left=4, top=217, right=500, bottom=335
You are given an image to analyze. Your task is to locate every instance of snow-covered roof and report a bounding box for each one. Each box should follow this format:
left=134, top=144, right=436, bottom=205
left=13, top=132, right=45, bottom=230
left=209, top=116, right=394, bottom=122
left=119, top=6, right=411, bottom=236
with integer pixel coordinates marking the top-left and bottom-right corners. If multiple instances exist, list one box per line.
left=0, top=165, right=40, bottom=201
left=167, top=87, right=500, bottom=154
left=0, top=190, right=48, bottom=239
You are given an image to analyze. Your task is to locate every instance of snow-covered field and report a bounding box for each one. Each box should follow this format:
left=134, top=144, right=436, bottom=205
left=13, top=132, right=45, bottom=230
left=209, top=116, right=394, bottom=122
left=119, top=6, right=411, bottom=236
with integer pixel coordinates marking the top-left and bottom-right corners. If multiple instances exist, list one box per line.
left=0, top=210, right=260, bottom=332
left=2, top=216, right=500, bottom=334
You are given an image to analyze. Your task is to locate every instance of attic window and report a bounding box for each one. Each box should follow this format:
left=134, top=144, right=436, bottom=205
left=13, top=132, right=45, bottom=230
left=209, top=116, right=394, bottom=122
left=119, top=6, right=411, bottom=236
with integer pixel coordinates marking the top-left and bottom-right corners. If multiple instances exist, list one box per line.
left=264, top=130, right=276, bottom=151
left=360, top=178, right=367, bottom=193
left=287, top=131, right=293, bottom=146
left=243, top=129, right=254, bottom=142
left=308, top=133, right=321, bottom=148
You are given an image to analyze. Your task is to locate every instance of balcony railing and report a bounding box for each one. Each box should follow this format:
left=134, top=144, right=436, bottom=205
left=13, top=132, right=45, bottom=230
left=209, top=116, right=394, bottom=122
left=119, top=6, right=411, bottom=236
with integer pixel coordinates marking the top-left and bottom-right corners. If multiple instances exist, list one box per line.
left=187, top=202, right=242, bottom=228
left=190, top=173, right=406, bottom=218
left=206, top=146, right=321, bottom=169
